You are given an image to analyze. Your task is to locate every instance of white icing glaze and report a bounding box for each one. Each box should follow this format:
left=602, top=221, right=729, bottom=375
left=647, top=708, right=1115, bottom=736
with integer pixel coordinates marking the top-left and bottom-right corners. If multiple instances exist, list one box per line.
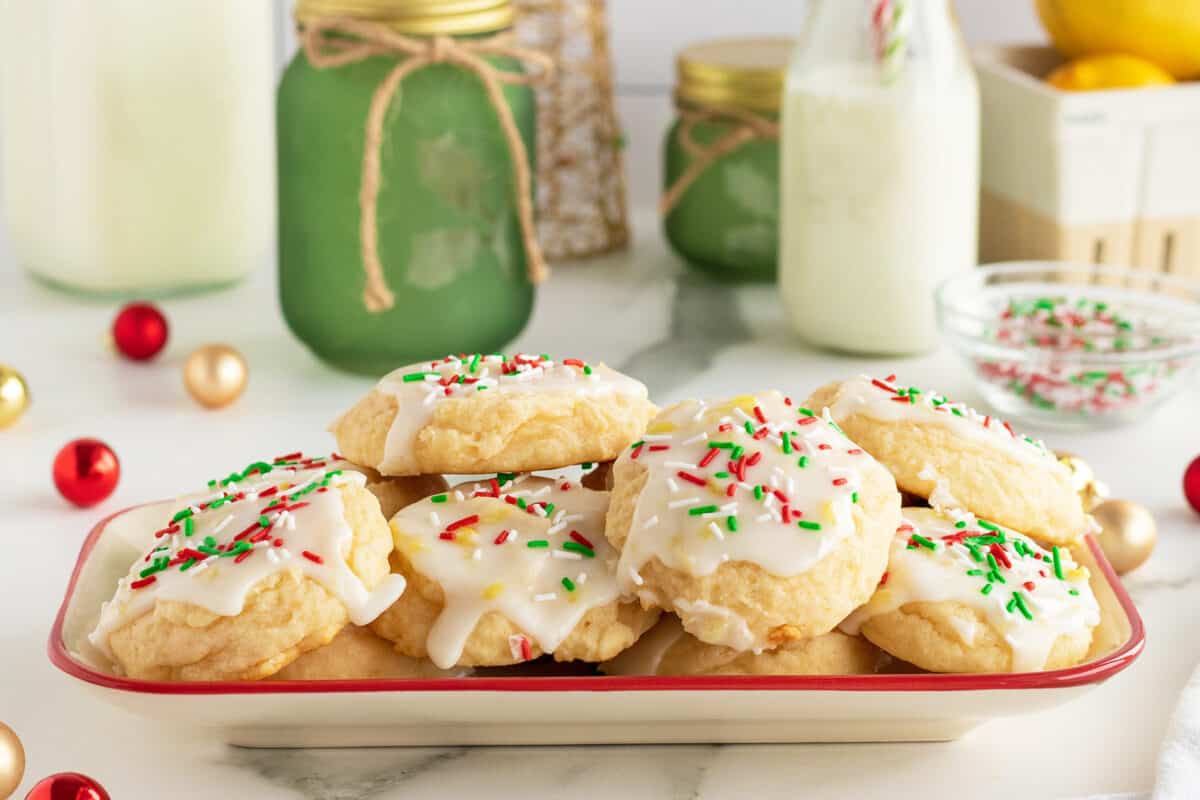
left=89, top=454, right=407, bottom=658
left=600, top=615, right=688, bottom=676
left=389, top=475, right=622, bottom=669
left=616, top=391, right=875, bottom=650
left=841, top=507, right=1100, bottom=671
left=368, top=353, right=649, bottom=474
left=917, top=463, right=963, bottom=511
left=824, top=375, right=1068, bottom=473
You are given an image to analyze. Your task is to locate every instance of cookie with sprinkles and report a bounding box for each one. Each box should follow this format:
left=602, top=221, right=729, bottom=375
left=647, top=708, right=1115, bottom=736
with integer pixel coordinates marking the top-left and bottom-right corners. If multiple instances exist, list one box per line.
left=89, top=452, right=406, bottom=681
left=806, top=375, right=1086, bottom=545
left=601, top=615, right=882, bottom=677
left=270, top=625, right=466, bottom=681
left=339, top=462, right=449, bottom=519
left=371, top=475, right=660, bottom=669
left=841, top=507, right=1100, bottom=673
left=604, top=391, right=901, bottom=652
left=330, top=353, right=656, bottom=476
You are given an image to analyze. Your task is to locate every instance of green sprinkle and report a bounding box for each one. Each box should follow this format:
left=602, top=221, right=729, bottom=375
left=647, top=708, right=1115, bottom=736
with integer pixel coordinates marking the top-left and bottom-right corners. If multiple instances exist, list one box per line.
left=911, top=534, right=936, bottom=550
left=431, top=494, right=448, bottom=503
left=714, top=471, right=730, bottom=479
left=581, top=463, right=593, bottom=470
left=955, top=521, right=967, bottom=529
left=1068, top=588, right=1080, bottom=596
left=965, top=543, right=983, bottom=562
left=402, top=372, right=431, bottom=383
left=477, top=385, right=488, bottom=391
left=207, top=480, right=217, bottom=489
left=203, top=536, right=217, bottom=548
left=469, top=353, right=480, bottom=373
left=1051, top=546, right=1064, bottom=580
left=797, top=520, right=822, bottom=531
left=561, top=577, right=575, bottom=592
left=562, top=541, right=596, bottom=558
left=987, top=553, right=999, bottom=570
left=689, top=505, right=720, bottom=516
left=951, top=408, right=964, bottom=417
left=781, top=432, right=792, bottom=454
left=966, top=569, right=985, bottom=576
left=709, top=441, right=734, bottom=449
left=630, top=440, right=645, bottom=451
left=731, top=446, right=744, bottom=460
left=799, top=407, right=815, bottom=417
left=258, top=515, right=271, bottom=528
left=977, top=519, right=1000, bottom=532
left=981, top=583, right=994, bottom=595
left=1006, top=595, right=1018, bottom=613
left=517, top=498, right=528, bottom=509
left=497, top=473, right=518, bottom=484
left=1012, top=591, right=1033, bottom=620
left=744, top=421, right=756, bottom=434
left=184, top=517, right=194, bottom=537
left=526, top=540, right=549, bottom=548
left=583, top=365, right=593, bottom=375
left=851, top=492, right=858, bottom=504
left=726, top=516, right=738, bottom=532
left=798, top=455, right=809, bottom=468
left=543, top=503, right=555, bottom=515
left=179, top=558, right=198, bottom=572
left=754, top=485, right=764, bottom=500
left=172, top=508, right=194, bottom=523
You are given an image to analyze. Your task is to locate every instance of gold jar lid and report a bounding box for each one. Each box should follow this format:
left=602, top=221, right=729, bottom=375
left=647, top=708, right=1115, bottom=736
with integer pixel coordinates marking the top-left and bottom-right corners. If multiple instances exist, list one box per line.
left=296, top=0, right=514, bottom=36
left=675, top=37, right=792, bottom=114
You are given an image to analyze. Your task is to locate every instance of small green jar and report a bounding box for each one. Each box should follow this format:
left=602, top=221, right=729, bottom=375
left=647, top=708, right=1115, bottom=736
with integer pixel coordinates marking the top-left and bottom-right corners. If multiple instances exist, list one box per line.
left=278, top=0, right=539, bottom=375
left=662, top=38, right=790, bottom=283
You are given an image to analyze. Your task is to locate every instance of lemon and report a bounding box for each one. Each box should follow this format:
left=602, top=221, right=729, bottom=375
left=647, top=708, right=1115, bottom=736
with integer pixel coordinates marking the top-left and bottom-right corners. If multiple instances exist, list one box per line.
left=1046, top=53, right=1176, bottom=91
left=1036, top=0, right=1200, bottom=80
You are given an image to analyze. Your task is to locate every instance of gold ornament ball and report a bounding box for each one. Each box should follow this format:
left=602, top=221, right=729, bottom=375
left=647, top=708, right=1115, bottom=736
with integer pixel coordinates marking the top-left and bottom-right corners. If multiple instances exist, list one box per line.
left=1056, top=451, right=1109, bottom=510
left=183, top=344, right=248, bottom=409
left=0, top=366, right=30, bottom=429
left=0, top=722, right=25, bottom=800
left=1092, top=499, right=1157, bottom=575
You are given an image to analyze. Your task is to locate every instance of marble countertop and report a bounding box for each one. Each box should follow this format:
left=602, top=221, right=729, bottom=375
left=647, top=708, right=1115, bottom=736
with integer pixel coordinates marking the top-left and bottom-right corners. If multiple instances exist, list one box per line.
left=2, top=219, right=1199, bottom=799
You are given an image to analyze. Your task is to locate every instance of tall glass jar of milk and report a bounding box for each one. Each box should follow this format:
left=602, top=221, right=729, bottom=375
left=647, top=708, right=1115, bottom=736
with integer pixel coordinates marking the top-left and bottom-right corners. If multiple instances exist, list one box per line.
left=0, top=1, right=275, bottom=297
left=779, top=0, right=978, bottom=354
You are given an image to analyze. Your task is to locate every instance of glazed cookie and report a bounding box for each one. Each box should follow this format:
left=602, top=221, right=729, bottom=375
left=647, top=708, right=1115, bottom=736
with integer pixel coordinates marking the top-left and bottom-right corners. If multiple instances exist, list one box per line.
left=842, top=507, right=1100, bottom=673
left=605, top=391, right=901, bottom=651
left=330, top=353, right=656, bottom=476
left=271, top=625, right=463, bottom=681
left=89, top=453, right=406, bottom=681
left=601, top=615, right=882, bottom=676
left=339, top=461, right=449, bottom=519
left=805, top=375, right=1086, bottom=544
left=372, top=475, right=660, bottom=669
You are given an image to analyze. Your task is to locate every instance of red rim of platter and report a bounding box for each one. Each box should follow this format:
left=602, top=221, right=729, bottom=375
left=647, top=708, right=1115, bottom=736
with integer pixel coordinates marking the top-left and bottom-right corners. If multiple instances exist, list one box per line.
left=49, top=507, right=1146, bottom=695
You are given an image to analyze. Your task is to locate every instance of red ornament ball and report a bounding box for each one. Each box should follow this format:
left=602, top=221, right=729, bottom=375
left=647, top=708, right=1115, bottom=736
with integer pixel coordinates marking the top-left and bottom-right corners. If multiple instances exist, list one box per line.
left=24, top=772, right=110, bottom=800
left=52, top=438, right=120, bottom=508
left=1185, top=456, right=1200, bottom=515
left=111, top=302, right=168, bottom=361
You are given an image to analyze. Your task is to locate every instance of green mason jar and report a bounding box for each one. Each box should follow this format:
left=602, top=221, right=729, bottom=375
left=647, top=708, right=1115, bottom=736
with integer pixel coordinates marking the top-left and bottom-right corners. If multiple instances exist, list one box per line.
left=662, top=38, right=790, bottom=283
left=279, top=0, right=540, bottom=375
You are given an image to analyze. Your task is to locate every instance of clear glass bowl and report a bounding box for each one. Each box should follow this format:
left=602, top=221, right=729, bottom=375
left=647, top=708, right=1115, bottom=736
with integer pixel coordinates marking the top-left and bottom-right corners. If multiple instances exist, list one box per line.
left=936, top=262, right=1200, bottom=429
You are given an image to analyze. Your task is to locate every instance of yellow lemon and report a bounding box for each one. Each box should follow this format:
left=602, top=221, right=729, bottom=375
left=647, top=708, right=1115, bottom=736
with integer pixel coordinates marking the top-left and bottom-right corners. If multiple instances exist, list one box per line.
left=1046, top=53, right=1176, bottom=91
left=1036, top=0, right=1200, bottom=80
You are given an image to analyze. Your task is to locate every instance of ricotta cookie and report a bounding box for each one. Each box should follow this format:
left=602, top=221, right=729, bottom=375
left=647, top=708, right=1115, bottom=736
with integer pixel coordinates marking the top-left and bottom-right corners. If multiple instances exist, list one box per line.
left=605, top=391, right=901, bottom=651
left=339, top=461, right=448, bottom=519
left=330, top=353, right=656, bottom=476
left=805, top=375, right=1086, bottom=545
left=90, top=453, right=407, bottom=681
left=601, top=615, right=881, bottom=676
left=842, top=507, right=1100, bottom=673
left=271, top=625, right=464, bottom=681
left=372, top=475, right=659, bottom=669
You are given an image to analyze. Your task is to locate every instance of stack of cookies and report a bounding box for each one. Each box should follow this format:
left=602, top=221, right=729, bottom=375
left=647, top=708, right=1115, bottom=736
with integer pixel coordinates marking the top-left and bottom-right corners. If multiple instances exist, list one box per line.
left=87, top=355, right=1102, bottom=681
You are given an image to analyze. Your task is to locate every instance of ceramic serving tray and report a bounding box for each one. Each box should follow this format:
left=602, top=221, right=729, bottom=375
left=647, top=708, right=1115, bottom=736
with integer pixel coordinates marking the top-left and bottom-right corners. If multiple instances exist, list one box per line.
left=50, top=503, right=1145, bottom=747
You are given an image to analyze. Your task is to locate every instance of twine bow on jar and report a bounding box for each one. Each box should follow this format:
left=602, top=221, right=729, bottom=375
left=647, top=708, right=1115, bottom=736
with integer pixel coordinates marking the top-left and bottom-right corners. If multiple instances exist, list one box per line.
left=659, top=104, right=780, bottom=217
left=301, top=16, right=555, bottom=313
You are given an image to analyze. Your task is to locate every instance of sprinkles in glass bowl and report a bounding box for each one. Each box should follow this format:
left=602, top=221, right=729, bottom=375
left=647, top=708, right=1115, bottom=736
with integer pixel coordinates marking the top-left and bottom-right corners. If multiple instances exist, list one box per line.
left=936, top=262, right=1200, bottom=429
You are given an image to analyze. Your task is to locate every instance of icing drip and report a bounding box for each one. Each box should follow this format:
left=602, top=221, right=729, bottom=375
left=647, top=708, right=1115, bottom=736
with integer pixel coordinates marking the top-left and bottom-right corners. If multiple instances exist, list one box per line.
left=371, top=353, right=650, bottom=474
left=89, top=453, right=407, bottom=658
left=616, top=391, right=873, bottom=649
left=389, top=475, right=621, bottom=669
left=825, top=375, right=1067, bottom=472
left=842, top=507, right=1100, bottom=671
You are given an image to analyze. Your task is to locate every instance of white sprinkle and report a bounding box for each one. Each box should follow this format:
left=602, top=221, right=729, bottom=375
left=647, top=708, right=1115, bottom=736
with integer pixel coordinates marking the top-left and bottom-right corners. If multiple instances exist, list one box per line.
left=424, top=373, right=441, bottom=382
left=547, top=522, right=567, bottom=535
left=508, top=635, right=526, bottom=659
left=423, top=389, right=439, bottom=406
left=667, top=478, right=682, bottom=494
left=663, top=461, right=693, bottom=469
left=507, top=489, right=532, bottom=498
left=453, top=490, right=465, bottom=502
left=719, top=415, right=732, bottom=424
left=530, top=485, right=552, bottom=498
left=279, top=548, right=292, bottom=561
left=643, top=515, right=660, bottom=529
left=719, top=502, right=738, bottom=514
left=429, top=511, right=441, bottom=527
left=213, top=514, right=234, bottom=534
left=668, top=497, right=702, bottom=509
left=472, top=548, right=482, bottom=561
left=576, top=572, right=588, bottom=585
left=266, top=549, right=279, bottom=564
left=756, top=513, right=772, bottom=523
left=553, top=550, right=582, bottom=561
left=707, top=521, right=725, bottom=540
left=286, top=514, right=297, bottom=531
left=787, top=477, right=795, bottom=495
left=681, top=431, right=709, bottom=445
left=534, top=593, right=557, bottom=602
left=189, top=561, right=210, bottom=576
left=640, top=433, right=673, bottom=442
left=560, top=513, right=584, bottom=524
left=629, top=568, right=644, bottom=586
left=552, top=509, right=566, bottom=524
left=692, top=404, right=707, bottom=422
left=734, top=407, right=753, bottom=422
left=770, top=474, right=780, bottom=489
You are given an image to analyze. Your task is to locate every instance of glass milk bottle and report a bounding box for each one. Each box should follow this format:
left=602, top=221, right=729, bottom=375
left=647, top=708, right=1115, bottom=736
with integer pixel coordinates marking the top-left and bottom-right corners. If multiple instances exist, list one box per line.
left=779, top=0, right=979, bottom=354
left=0, top=1, right=275, bottom=297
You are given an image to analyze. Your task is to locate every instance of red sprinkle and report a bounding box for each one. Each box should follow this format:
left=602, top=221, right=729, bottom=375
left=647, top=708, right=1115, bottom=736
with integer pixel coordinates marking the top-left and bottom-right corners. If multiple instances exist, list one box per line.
left=773, top=489, right=789, bottom=503
left=677, top=470, right=708, bottom=487
left=520, top=637, right=533, bottom=661
left=752, top=427, right=769, bottom=440
left=718, top=423, right=733, bottom=432
left=570, top=530, right=595, bottom=549
left=871, top=378, right=898, bottom=393
left=698, top=448, right=720, bottom=468
left=990, top=543, right=1013, bottom=569
left=897, top=523, right=915, bottom=533
left=439, top=531, right=456, bottom=541
left=784, top=397, right=793, bottom=406
left=631, top=444, right=645, bottom=459
left=880, top=571, right=889, bottom=586
left=747, top=451, right=763, bottom=467
left=832, top=478, right=848, bottom=486
left=130, top=576, right=157, bottom=590
left=725, top=483, right=737, bottom=497
left=753, top=405, right=767, bottom=424
left=446, top=514, right=480, bottom=532
left=1023, top=581, right=1036, bottom=591
left=302, top=550, right=324, bottom=564
left=818, top=444, right=832, bottom=451
left=847, top=448, right=864, bottom=455
left=884, top=374, right=896, bottom=382
left=1003, top=421, right=1016, bottom=437
left=275, top=451, right=303, bottom=462
left=890, top=395, right=913, bottom=403
left=258, top=486, right=279, bottom=498
left=797, top=416, right=818, bottom=426
left=562, top=358, right=585, bottom=368
left=648, top=444, right=670, bottom=452
left=273, top=538, right=284, bottom=547
left=234, top=550, right=254, bottom=564
left=494, top=530, right=512, bottom=545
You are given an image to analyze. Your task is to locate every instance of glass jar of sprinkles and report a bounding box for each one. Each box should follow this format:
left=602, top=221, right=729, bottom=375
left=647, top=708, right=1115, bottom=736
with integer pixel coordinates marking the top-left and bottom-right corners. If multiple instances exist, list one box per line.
left=278, top=0, right=549, bottom=375
left=661, top=38, right=790, bottom=283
